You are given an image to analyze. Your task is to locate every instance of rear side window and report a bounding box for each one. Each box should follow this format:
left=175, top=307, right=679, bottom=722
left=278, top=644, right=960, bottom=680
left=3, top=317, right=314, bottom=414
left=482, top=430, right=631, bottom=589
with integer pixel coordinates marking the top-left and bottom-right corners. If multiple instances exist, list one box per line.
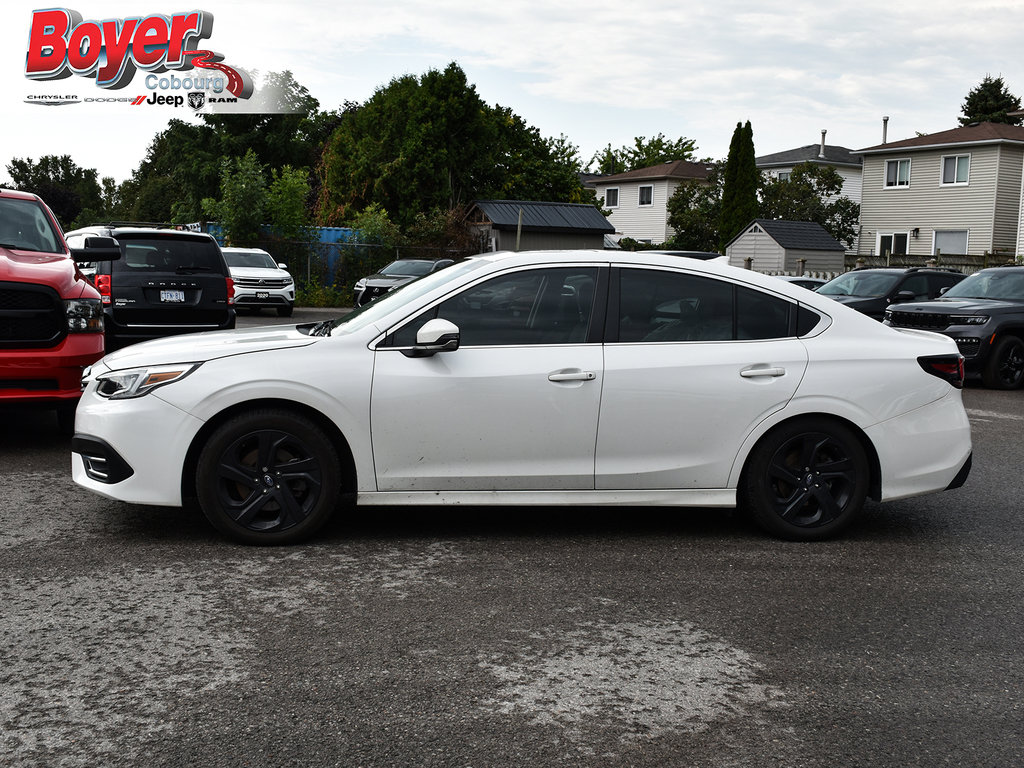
left=111, top=236, right=224, bottom=274
left=617, top=268, right=796, bottom=342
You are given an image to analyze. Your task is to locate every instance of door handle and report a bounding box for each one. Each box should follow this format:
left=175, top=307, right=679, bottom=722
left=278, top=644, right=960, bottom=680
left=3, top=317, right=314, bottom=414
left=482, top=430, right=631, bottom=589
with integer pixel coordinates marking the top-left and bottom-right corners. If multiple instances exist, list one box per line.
left=740, top=367, right=786, bottom=378
left=548, top=371, right=596, bottom=382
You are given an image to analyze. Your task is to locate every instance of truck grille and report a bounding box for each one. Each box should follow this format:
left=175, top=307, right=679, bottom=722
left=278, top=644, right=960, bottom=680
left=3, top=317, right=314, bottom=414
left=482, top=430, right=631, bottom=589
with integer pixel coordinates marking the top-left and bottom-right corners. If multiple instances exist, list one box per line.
left=234, top=277, right=291, bottom=288
left=0, top=281, right=64, bottom=347
left=887, top=311, right=951, bottom=331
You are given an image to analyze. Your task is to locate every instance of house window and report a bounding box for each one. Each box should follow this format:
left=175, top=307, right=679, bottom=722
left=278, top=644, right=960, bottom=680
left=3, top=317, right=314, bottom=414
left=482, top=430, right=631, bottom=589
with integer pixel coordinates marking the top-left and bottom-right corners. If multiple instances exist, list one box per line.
left=941, top=155, right=970, bottom=185
left=638, top=185, right=653, bottom=206
left=884, top=159, right=911, bottom=188
left=777, top=172, right=791, bottom=182
left=604, top=188, right=619, bottom=207
left=934, top=229, right=969, bottom=255
left=878, top=233, right=909, bottom=256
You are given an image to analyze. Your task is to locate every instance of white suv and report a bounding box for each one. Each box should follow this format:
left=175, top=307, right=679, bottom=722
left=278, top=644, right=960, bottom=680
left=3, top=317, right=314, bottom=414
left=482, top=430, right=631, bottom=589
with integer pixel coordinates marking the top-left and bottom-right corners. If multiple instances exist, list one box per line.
left=221, top=247, right=295, bottom=317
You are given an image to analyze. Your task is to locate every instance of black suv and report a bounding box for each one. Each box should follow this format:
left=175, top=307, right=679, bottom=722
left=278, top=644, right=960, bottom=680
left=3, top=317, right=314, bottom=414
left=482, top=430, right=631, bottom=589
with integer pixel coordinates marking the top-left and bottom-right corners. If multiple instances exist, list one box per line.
left=817, top=267, right=965, bottom=320
left=64, top=224, right=235, bottom=350
left=885, top=266, right=1024, bottom=389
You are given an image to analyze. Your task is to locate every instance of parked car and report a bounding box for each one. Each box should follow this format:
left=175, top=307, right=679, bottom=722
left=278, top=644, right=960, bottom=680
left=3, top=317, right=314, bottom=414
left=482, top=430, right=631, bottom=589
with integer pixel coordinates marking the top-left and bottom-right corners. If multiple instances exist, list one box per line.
left=354, top=258, right=454, bottom=305
left=817, top=267, right=965, bottom=320
left=221, top=247, right=294, bottom=317
left=72, top=250, right=972, bottom=545
left=0, top=189, right=119, bottom=433
left=64, top=224, right=235, bottom=350
left=885, top=265, right=1024, bottom=389
left=774, top=275, right=827, bottom=291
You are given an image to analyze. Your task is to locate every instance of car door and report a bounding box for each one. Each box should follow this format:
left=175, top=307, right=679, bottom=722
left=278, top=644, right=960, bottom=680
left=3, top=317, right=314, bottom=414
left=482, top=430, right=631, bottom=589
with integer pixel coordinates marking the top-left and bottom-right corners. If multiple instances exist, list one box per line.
left=370, top=265, right=605, bottom=491
left=596, top=267, right=809, bottom=490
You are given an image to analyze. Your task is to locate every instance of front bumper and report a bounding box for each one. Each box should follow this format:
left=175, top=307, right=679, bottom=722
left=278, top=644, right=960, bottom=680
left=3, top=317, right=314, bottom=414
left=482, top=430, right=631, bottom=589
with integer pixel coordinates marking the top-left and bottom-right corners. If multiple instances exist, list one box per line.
left=0, top=332, right=104, bottom=404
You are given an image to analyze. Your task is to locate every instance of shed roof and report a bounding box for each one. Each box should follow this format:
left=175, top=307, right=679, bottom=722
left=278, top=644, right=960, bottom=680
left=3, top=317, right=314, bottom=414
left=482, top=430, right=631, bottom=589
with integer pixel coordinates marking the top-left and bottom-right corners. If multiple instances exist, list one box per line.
left=470, top=200, right=614, bottom=234
left=728, top=219, right=845, bottom=252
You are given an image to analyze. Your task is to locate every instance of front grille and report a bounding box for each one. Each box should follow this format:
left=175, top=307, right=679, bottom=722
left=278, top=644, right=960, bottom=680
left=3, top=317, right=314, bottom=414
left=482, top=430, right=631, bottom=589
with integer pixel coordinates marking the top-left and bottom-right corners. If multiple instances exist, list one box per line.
left=0, top=282, right=64, bottom=347
left=234, top=277, right=291, bottom=288
left=888, top=311, right=951, bottom=331
left=0, top=379, right=60, bottom=390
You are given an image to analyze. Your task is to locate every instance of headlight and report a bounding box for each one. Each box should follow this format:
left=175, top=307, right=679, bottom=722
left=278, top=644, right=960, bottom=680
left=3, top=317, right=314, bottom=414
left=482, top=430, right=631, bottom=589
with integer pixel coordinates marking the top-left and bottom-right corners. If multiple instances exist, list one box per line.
left=950, top=315, right=989, bottom=325
left=354, top=279, right=366, bottom=290
left=94, top=363, right=201, bottom=399
left=64, top=298, right=103, bottom=333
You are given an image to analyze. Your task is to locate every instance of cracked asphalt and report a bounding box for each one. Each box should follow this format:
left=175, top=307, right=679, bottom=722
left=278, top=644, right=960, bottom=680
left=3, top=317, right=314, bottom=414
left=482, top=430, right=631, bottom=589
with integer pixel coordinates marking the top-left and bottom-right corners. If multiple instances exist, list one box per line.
left=1, top=311, right=1022, bottom=766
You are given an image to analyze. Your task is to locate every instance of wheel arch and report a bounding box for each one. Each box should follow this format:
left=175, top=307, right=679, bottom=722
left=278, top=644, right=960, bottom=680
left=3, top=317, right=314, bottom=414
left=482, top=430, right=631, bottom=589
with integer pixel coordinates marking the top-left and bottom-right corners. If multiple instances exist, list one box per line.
left=736, top=412, right=882, bottom=502
left=180, top=397, right=358, bottom=507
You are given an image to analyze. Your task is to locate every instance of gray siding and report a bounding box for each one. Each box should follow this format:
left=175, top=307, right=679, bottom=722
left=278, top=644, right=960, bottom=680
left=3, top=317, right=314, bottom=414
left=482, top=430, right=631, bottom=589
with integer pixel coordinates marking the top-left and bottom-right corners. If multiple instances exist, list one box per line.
left=492, top=230, right=605, bottom=251
left=994, top=145, right=1023, bottom=253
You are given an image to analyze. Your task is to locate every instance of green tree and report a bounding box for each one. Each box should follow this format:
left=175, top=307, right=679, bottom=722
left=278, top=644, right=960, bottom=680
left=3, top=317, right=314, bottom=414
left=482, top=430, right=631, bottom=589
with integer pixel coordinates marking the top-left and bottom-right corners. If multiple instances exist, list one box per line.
left=5, top=155, right=104, bottom=228
left=265, top=165, right=312, bottom=241
left=587, top=133, right=696, bottom=173
left=202, top=149, right=266, bottom=245
left=759, top=162, right=860, bottom=248
left=959, top=75, right=1022, bottom=126
left=665, top=163, right=724, bottom=252
left=317, top=62, right=593, bottom=227
left=718, top=121, right=759, bottom=251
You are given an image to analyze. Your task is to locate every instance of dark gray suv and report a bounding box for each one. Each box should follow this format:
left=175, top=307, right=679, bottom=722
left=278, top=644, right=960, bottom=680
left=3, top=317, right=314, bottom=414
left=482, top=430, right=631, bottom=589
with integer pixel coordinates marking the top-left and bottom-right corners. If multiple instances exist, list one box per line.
left=817, top=267, right=965, bottom=320
left=65, top=224, right=235, bottom=350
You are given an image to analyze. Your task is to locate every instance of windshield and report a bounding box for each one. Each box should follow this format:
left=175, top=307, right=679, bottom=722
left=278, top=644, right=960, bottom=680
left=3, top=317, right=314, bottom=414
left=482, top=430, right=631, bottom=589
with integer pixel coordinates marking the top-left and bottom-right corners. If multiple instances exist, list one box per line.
left=223, top=250, right=277, bottom=269
left=818, top=271, right=900, bottom=298
left=379, top=260, right=435, bottom=277
left=328, top=258, right=487, bottom=336
left=0, top=197, right=63, bottom=253
left=942, top=270, right=1024, bottom=301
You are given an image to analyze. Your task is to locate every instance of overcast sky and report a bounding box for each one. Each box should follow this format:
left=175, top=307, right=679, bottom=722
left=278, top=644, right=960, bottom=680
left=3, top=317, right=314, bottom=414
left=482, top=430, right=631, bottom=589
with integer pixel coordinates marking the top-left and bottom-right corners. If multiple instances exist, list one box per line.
left=2, top=0, right=1022, bottom=188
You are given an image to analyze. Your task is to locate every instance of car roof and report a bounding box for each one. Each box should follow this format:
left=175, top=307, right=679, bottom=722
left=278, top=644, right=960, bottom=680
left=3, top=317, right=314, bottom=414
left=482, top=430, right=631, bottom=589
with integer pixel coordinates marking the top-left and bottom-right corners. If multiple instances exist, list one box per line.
left=0, top=188, right=44, bottom=202
left=66, top=224, right=215, bottom=241
left=221, top=246, right=271, bottom=254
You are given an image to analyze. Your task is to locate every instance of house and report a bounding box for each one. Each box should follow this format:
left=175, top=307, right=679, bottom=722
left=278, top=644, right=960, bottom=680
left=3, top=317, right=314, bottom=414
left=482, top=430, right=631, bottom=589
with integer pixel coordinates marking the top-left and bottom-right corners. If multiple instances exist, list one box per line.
left=755, top=130, right=863, bottom=206
left=856, top=121, right=1024, bottom=260
left=467, top=200, right=614, bottom=251
left=725, top=219, right=846, bottom=274
left=587, top=160, right=715, bottom=243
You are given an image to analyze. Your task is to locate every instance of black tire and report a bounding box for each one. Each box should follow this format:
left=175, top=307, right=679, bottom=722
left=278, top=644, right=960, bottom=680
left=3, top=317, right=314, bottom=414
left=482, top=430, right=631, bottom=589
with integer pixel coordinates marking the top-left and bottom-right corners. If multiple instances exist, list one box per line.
left=196, top=409, right=341, bottom=544
left=277, top=304, right=294, bottom=317
left=741, top=418, right=869, bottom=541
left=981, top=336, right=1024, bottom=390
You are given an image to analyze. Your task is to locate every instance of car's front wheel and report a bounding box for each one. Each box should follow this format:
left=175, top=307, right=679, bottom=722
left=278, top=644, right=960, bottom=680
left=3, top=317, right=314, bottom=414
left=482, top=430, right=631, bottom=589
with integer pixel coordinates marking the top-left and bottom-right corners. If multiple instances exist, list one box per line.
left=741, top=418, right=869, bottom=541
left=196, top=409, right=341, bottom=544
left=982, top=335, right=1024, bottom=390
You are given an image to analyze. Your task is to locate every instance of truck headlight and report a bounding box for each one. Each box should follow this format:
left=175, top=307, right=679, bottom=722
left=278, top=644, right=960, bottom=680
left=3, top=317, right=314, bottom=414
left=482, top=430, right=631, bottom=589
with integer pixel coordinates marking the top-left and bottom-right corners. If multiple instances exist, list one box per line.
left=64, top=298, right=104, bottom=333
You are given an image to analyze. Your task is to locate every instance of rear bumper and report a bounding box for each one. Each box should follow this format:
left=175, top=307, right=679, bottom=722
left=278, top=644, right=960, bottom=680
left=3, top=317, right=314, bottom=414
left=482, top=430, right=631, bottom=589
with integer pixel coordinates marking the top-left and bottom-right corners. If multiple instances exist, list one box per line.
left=104, top=311, right=236, bottom=346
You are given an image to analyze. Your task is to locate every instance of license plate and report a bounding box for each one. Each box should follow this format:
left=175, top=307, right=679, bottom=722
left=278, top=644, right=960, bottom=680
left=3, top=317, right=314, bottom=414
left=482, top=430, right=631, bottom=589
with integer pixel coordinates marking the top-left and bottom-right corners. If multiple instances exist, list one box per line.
left=160, top=290, right=186, bottom=303
left=256, top=291, right=270, bottom=299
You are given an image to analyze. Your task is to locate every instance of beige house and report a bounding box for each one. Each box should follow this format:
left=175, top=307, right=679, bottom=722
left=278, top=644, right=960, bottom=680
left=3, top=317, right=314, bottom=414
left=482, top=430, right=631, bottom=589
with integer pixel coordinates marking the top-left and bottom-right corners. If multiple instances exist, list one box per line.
left=856, top=122, right=1024, bottom=260
left=588, top=160, right=714, bottom=243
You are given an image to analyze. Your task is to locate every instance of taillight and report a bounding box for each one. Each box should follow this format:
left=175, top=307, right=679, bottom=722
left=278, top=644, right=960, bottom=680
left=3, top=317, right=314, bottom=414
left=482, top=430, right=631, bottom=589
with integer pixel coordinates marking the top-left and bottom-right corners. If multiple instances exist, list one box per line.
left=918, top=354, right=964, bottom=388
left=226, top=276, right=235, bottom=305
left=95, top=274, right=112, bottom=305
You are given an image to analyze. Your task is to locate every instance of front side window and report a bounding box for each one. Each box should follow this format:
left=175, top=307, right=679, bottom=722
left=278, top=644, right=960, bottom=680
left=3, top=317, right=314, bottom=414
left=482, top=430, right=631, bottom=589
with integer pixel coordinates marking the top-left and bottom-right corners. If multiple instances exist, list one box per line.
left=885, top=159, right=911, bottom=187
left=604, top=188, right=619, bottom=207
left=638, top=185, right=653, bottom=206
left=941, top=154, right=970, bottom=185
left=617, top=269, right=793, bottom=342
left=388, top=266, right=599, bottom=347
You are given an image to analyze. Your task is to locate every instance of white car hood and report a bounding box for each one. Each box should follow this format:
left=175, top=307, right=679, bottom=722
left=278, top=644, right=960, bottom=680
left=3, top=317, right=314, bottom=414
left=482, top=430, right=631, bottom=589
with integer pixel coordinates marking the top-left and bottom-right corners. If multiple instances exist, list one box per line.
left=100, top=325, right=317, bottom=371
left=228, top=266, right=291, bottom=280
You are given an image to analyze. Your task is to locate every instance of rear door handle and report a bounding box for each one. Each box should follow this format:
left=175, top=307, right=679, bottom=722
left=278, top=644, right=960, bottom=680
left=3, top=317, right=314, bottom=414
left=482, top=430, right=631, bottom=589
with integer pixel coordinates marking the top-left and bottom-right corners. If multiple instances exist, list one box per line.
left=548, top=371, right=597, bottom=382
left=740, top=366, right=786, bottom=378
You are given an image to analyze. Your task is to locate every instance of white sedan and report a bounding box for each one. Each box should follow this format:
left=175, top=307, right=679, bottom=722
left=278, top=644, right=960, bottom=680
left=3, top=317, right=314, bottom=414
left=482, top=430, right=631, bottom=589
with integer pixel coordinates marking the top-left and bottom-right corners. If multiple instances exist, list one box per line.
left=72, top=250, right=972, bottom=544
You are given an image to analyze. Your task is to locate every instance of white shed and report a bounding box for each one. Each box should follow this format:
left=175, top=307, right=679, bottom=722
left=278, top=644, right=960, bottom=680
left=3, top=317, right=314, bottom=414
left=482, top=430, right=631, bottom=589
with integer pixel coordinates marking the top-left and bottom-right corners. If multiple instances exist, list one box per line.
left=726, top=219, right=846, bottom=274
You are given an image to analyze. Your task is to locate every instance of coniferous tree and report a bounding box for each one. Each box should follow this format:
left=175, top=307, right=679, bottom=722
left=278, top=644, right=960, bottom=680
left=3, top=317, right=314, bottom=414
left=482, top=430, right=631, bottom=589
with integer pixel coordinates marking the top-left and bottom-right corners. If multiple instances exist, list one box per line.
left=959, top=75, right=1022, bottom=126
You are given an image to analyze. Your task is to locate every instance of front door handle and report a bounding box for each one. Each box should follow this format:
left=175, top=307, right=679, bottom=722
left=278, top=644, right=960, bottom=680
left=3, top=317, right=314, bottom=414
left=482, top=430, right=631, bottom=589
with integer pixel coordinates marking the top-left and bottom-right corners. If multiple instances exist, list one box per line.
left=740, top=366, right=786, bottom=378
left=548, top=371, right=597, bottom=382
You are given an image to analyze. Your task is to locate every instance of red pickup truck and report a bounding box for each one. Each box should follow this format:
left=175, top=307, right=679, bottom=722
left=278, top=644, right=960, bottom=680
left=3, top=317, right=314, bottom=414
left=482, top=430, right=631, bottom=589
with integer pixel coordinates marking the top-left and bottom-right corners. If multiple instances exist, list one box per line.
left=0, top=188, right=119, bottom=433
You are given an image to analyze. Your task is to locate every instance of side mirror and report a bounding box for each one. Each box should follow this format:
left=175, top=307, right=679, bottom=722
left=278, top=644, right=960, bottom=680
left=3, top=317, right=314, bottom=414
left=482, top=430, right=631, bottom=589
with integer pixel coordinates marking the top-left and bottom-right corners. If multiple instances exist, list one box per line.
left=892, top=290, right=916, bottom=303
left=403, top=318, right=460, bottom=358
left=939, top=286, right=951, bottom=296
left=278, top=263, right=288, bottom=270
left=70, top=236, right=121, bottom=262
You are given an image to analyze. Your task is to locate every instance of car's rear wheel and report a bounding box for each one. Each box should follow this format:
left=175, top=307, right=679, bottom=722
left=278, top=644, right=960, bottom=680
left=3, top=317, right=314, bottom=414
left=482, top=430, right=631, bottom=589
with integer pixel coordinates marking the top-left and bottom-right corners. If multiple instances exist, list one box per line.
left=196, top=409, right=341, bottom=544
left=741, top=418, right=869, bottom=541
left=982, top=336, right=1024, bottom=390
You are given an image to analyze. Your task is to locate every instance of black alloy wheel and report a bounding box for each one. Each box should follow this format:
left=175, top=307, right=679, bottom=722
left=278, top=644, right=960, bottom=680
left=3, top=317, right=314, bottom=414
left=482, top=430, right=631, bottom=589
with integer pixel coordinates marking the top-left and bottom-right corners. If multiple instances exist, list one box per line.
left=196, top=409, right=341, bottom=544
left=982, top=336, right=1024, bottom=390
left=742, top=418, right=869, bottom=541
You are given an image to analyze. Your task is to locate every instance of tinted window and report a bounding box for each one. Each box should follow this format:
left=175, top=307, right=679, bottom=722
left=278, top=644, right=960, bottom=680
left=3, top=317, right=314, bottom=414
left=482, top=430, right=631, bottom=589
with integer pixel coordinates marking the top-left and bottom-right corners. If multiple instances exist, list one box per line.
left=111, top=235, right=224, bottom=274
left=618, top=269, right=794, bottom=342
left=943, top=270, right=1024, bottom=301
left=390, top=267, right=599, bottom=347
left=0, top=197, right=62, bottom=253
left=819, top=271, right=901, bottom=298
